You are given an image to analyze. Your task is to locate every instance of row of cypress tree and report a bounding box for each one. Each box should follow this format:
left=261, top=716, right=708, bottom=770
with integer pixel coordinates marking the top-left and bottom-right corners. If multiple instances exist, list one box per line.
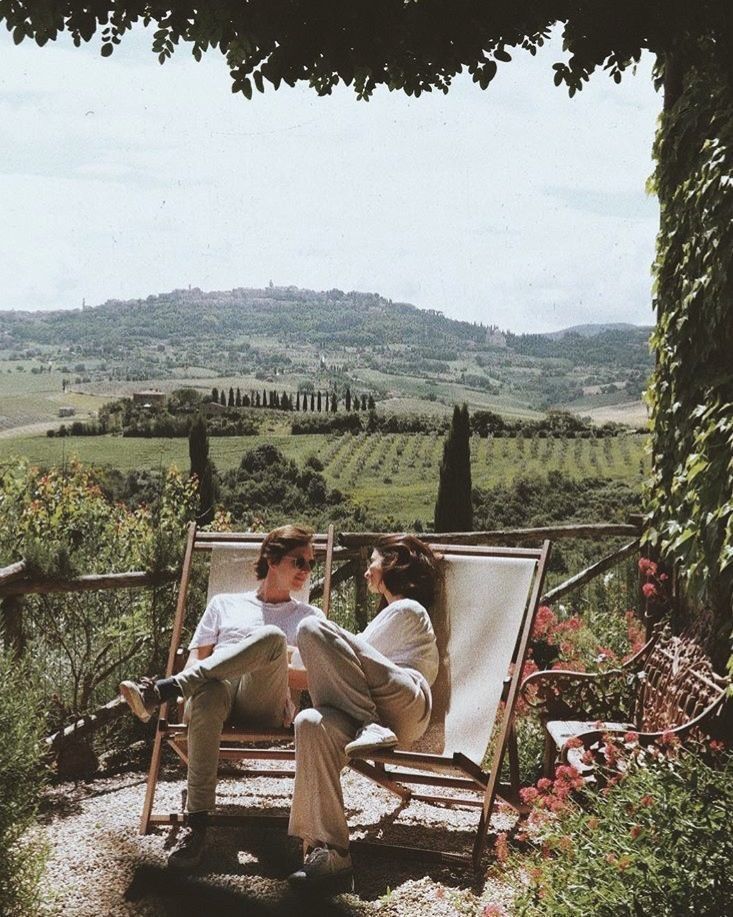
left=210, top=386, right=375, bottom=412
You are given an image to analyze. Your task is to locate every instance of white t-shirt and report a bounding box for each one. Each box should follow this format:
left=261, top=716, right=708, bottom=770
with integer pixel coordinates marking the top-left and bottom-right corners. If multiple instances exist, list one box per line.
left=361, top=598, right=439, bottom=686
left=188, top=590, right=324, bottom=650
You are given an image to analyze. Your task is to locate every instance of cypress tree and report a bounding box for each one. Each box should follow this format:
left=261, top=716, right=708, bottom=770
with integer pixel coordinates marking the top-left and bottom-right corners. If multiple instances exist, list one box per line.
left=228, top=387, right=234, bottom=407
left=211, top=386, right=219, bottom=403
left=361, top=394, right=367, bottom=411
left=302, top=392, right=307, bottom=411
left=189, top=414, right=215, bottom=525
left=235, top=387, right=242, bottom=407
left=262, top=389, right=268, bottom=407
left=368, top=394, right=376, bottom=410
left=331, top=392, right=337, bottom=412
left=219, top=390, right=226, bottom=406
left=317, top=391, right=322, bottom=412
left=434, top=403, right=473, bottom=532
left=296, top=392, right=301, bottom=410
left=345, top=387, right=352, bottom=411
left=310, top=392, right=315, bottom=411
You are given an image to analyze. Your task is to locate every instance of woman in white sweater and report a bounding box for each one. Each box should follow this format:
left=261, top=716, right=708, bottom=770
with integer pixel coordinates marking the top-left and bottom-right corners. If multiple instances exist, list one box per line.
left=288, top=534, right=440, bottom=888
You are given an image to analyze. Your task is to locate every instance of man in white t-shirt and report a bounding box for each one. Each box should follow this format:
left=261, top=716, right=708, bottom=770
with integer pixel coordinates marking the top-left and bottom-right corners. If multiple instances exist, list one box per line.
left=120, top=524, right=323, bottom=869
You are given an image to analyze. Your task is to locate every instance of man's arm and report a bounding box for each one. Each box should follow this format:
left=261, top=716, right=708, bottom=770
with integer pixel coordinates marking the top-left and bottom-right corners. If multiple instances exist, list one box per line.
left=182, top=644, right=215, bottom=670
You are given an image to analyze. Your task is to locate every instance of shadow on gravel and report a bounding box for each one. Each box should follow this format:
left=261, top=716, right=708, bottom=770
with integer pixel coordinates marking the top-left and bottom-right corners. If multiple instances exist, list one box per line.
left=126, top=820, right=482, bottom=912
left=125, top=864, right=359, bottom=917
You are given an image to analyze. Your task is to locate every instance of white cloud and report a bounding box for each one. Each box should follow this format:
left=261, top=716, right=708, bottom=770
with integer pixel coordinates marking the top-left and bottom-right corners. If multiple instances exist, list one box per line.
left=0, top=26, right=661, bottom=331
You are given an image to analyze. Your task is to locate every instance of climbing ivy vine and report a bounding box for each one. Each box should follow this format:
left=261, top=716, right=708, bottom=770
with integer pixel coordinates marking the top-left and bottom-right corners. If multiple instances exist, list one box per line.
left=647, top=56, right=733, bottom=669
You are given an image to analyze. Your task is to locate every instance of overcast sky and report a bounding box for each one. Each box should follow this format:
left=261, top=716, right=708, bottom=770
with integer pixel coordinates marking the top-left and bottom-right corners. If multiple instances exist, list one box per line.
left=0, top=27, right=662, bottom=333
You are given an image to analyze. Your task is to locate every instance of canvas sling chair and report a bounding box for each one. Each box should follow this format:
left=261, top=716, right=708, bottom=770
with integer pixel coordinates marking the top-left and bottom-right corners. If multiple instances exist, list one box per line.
left=345, top=540, right=551, bottom=870
left=139, top=522, right=336, bottom=834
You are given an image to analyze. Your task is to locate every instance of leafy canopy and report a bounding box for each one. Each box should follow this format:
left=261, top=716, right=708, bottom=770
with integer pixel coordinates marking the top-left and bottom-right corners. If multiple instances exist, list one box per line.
left=2, top=2, right=732, bottom=99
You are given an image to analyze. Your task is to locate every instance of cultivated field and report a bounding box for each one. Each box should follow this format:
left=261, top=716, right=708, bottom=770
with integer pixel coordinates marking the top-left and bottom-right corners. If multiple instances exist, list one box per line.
left=2, top=429, right=648, bottom=524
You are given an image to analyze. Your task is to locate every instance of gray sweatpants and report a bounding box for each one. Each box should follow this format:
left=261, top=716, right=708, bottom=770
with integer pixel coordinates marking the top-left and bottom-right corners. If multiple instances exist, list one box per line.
left=288, top=617, right=431, bottom=850
left=175, top=625, right=289, bottom=813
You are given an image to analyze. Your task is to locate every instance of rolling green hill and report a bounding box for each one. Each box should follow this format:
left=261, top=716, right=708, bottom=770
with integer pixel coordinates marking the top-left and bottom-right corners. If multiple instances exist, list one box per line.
left=0, top=285, right=652, bottom=434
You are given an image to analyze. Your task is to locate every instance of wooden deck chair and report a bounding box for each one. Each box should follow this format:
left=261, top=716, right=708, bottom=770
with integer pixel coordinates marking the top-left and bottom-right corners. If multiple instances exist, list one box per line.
left=347, top=541, right=551, bottom=870
left=140, top=522, right=335, bottom=834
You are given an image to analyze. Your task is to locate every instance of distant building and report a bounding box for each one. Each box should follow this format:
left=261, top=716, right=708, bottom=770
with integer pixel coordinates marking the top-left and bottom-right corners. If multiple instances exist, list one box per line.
left=133, top=390, right=166, bottom=406
left=204, top=401, right=226, bottom=415
left=58, top=406, right=76, bottom=417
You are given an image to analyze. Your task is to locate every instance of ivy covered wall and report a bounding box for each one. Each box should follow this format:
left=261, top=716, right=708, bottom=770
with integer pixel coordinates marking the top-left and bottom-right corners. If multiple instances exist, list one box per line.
left=647, top=55, right=733, bottom=668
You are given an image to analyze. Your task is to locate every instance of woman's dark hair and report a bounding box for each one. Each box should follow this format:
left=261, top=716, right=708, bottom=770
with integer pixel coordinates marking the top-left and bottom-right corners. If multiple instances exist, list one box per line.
left=374, top=534, right=441, bottom=608
left=255, top=524, right=314, bottom=579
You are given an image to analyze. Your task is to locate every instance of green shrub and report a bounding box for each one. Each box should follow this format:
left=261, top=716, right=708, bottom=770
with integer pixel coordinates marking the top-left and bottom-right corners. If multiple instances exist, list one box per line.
left=0, top=654, right=47, bottom=916
left=513, top=751, right=733, bottom=916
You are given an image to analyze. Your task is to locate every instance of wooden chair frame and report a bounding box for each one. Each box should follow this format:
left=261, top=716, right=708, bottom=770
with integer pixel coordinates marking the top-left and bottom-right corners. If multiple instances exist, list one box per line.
left=346, top=540, right=551, bottom=870
left=140, top=530, right=550, bottom=872
left=139, top=522, right=335, bottom=834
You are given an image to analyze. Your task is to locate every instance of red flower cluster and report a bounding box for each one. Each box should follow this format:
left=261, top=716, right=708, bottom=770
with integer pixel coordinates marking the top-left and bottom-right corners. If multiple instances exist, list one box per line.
left=520, top=765, right=584, bottom=813
left=638, top=557, right=669, bottom=606
left=532, top=605, right=582, bottom=642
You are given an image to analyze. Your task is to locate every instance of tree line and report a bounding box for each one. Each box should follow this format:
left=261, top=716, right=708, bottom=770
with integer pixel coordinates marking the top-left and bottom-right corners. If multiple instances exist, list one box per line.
left=209, top=386, right=375, bottom=413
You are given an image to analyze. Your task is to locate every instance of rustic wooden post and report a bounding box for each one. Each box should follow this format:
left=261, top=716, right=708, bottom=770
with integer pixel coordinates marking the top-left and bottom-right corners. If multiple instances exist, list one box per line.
left=354, top=547, right=369, bottom=630
left=1, top=595, right=25, bottom=658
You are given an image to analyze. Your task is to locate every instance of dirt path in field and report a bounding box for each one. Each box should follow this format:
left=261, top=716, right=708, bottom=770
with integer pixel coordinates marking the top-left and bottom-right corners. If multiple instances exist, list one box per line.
left=0, top=420, right=60, bottom=438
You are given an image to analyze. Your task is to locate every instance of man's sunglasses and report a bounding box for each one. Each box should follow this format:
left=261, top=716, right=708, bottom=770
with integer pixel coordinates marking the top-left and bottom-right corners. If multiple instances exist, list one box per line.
left=285, top=556, right=316, bottom=572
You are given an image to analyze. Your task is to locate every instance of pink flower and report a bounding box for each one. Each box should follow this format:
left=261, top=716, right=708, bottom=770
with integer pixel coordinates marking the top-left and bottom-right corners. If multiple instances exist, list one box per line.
left=630, top=825, right=642, bottom=840
left=642, top=582, right=657, bottom=598
left=520, top=786, right=539, bottom=804
left=638, top=558, right=658, bottom=576
left=624, top=731, right=639, bottom=744
left=482, top=905, right=508, bottom=917
left=537, top=777, right=552, bottom=792
left=639, top=794, right=655, bottom=807
left=658, top=730, right=679, bottom=748
left=564, top=736, right=584, bottom=749
left=494, top=832, right=510, bottom=863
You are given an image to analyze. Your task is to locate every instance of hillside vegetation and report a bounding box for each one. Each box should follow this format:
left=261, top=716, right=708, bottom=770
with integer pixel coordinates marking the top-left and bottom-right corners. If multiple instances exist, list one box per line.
left=0, top=286, right=651, bottom=434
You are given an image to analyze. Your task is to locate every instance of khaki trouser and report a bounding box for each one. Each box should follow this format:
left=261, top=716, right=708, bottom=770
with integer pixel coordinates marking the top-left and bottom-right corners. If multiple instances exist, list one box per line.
left=176, top=625, right=289, bottom=813
left=288, top=617, right=431, bottom=850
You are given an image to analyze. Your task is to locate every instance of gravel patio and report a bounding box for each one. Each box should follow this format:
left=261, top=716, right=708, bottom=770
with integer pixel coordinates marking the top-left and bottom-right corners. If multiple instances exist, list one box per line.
left=37, top=765, right=517, bottom=917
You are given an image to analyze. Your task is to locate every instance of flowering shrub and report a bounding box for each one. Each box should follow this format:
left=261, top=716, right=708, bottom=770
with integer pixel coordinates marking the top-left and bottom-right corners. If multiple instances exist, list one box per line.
left=0, top=459, right=198, bottom=719
left=509, top=742, right=733, bottom=916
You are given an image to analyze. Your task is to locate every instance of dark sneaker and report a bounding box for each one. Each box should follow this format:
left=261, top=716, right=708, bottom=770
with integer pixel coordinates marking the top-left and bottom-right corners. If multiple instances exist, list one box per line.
left=167, top=823, right=207, bottom=871
left=288, top=846, right=354, bottom=890
left=119, top=676, right=160, bottom=723
left=344, top=723, right=398, bottom=758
